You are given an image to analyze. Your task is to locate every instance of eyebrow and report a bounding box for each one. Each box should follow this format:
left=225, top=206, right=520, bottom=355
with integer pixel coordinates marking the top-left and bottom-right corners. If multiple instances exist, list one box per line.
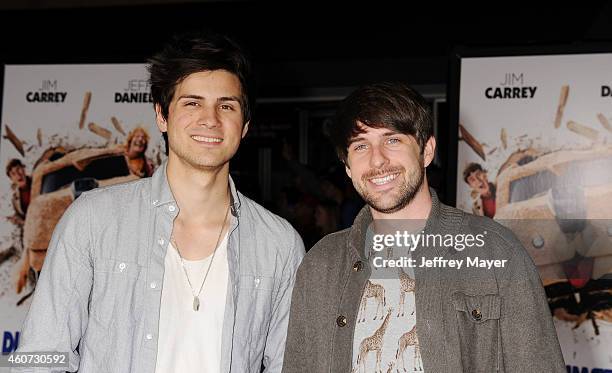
left=177, top=94, right=204, bottom=101
left=347, top=136, right=367, bottom=146
left=218, top=96, right=242, bottom=103
left=177, top=95, right=242, bottom=104
left=348, top=131, right=402, bottom=144
left=382, top=131, right=400, bottom=136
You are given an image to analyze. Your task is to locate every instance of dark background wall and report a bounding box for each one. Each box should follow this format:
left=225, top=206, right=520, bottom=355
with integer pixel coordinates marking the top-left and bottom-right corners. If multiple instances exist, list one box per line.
left=1, top=1, right=611, bottom=245
left=0, top=1, right=610, bottom=93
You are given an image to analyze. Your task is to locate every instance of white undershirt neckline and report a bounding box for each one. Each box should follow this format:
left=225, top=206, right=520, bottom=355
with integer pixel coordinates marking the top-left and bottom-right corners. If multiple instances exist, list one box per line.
left=154, top=232, right=229, bottom=373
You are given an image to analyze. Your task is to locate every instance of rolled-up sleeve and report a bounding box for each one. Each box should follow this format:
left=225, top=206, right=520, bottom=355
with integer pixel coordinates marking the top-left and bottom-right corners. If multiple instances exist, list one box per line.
left=13, top=194, right=93, bottom=373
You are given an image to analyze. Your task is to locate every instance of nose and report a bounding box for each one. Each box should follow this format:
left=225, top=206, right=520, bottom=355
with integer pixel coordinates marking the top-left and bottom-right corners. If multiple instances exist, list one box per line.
left=369, top=144, right=389, bottom=169
left=199, top=105, right=221, bottom=129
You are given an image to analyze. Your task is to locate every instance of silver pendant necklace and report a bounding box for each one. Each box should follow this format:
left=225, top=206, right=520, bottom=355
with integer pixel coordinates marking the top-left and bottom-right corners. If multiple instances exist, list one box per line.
left=171, top=198, right=230, bottom=311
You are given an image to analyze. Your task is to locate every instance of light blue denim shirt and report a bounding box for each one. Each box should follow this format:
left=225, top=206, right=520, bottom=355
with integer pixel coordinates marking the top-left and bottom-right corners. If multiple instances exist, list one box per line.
left=15, top=161, right=305, bottom=373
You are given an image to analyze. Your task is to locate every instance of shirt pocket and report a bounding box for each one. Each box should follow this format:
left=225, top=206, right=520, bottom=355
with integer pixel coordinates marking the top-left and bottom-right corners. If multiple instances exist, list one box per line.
left=452, top=292, right=501, bottom=373
left=91, top=258, right=144, bottom=328
left=238, top=275, right=275, bottom=340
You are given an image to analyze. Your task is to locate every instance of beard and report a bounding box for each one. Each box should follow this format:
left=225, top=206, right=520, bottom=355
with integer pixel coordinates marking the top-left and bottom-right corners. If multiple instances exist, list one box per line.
left=354, top=161, right=425, bottom=214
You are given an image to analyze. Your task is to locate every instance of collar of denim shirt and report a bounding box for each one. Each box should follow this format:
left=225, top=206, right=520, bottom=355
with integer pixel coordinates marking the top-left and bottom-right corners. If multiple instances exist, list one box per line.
left=150, top=159, right=242, bottom=217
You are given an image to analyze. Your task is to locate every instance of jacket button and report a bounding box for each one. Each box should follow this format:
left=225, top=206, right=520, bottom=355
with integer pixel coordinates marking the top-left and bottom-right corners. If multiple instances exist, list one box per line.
left=353, top=261, right=363, bottom=272
left=471, top=309, right=482, bottom=321
left=336, top=315, right=348, bottom=327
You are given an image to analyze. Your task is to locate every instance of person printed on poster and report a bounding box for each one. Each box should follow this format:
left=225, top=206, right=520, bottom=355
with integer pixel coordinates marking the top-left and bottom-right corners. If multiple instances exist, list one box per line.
left=463, top=163, right=496, bottom=218
left=125, top=126, right=154, bottom=177
left=6, top=159, right=31, bottom=226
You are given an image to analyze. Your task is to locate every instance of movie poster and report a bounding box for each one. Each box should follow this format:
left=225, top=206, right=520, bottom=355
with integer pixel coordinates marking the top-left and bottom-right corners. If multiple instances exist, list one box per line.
left=0, top=64, right=165, bottom=361
left=456, top=53, right=612, bottom=372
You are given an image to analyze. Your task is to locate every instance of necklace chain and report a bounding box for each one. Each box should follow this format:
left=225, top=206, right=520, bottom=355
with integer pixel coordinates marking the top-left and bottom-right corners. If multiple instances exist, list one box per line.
left=170, top=193, right=230, bottom=311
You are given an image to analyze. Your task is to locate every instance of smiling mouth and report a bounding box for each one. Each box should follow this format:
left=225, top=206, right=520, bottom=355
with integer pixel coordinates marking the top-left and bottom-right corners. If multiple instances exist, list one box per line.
left=191, top=135, right=223, bottom=143
left=369, top=173, right=400, bottom=186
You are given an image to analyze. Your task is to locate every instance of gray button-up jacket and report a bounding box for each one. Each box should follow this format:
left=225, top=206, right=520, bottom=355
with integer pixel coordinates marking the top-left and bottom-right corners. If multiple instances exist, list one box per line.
left=16, top=162, right=305, bottom=373
left=283, top=190, right=565, bottom=373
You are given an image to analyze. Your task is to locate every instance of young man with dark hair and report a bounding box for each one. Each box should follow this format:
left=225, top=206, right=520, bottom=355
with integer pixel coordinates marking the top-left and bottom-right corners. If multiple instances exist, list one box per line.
left=463, top=162, right=496, bottom=218
left=6, top=158, right=31, bottom=222
left=282, top=82, right=564, bottom=372
left=5, top=159, right=32, bottom=289
left=17, top=31, right=304, bottom=373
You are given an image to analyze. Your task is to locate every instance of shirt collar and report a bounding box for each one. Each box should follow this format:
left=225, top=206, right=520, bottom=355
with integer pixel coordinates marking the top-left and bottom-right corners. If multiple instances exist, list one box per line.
left=150, top=159, right=242, bottom=216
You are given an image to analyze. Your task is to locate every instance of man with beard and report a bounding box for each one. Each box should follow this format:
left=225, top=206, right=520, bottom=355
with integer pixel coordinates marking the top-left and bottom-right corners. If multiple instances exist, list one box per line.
left=282, top=83, right=564, bottom=372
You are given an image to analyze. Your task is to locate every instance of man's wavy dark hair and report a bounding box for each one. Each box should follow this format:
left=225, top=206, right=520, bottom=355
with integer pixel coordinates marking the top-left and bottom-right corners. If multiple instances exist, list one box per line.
left=331, top=82, right=433, bottom=165
left=147, top=31, right=253, bottom=154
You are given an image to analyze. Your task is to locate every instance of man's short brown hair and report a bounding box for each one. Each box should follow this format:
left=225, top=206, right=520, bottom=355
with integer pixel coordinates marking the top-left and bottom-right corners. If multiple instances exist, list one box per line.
left=6, top=158, right=24, bottom=177
left=463, top=162, right=485, bottom=184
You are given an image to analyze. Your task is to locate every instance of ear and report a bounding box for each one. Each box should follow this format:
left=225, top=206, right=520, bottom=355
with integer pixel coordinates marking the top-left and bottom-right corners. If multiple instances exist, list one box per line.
left=155, top=104, right=167, bottom=132
left=345, top=162, right=352, bottom=179
left=241, top=121, right=250, bottom=139
left=423, top=136, right=436, bottom=167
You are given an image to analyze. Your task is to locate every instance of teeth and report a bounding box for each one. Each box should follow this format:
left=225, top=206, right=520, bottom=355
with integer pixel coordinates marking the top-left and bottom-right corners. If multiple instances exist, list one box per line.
left=370, top=173, right=398, bottom=185
left=192, top=135, right=222, bottom=143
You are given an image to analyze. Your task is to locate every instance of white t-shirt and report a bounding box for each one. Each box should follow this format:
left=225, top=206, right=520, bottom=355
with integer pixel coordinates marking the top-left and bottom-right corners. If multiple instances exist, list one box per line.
left=155, top=233, right=229, bottom=373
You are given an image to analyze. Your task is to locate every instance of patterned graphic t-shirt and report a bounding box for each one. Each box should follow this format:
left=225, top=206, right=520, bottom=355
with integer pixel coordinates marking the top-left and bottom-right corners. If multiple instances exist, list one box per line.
left=352, top=246, right=424, bottom=373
